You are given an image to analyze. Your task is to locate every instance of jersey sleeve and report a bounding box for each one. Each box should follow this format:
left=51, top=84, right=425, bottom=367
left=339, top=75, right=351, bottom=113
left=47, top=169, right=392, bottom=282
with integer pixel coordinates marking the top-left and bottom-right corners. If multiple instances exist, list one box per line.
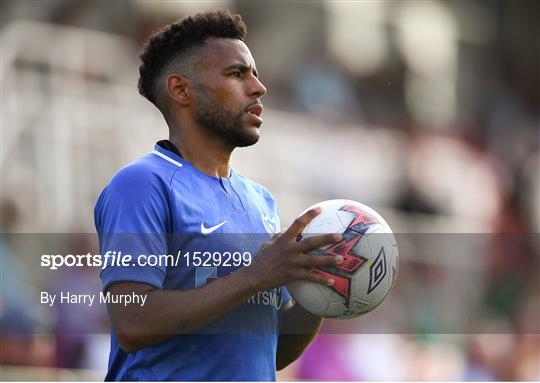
left=95, top=163, right=170, bottom=292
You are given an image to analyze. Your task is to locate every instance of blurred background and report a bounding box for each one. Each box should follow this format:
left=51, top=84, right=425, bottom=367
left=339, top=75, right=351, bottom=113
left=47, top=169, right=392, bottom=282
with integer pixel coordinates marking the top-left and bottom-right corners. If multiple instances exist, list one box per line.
left=1, top=0, right=538, bottom=380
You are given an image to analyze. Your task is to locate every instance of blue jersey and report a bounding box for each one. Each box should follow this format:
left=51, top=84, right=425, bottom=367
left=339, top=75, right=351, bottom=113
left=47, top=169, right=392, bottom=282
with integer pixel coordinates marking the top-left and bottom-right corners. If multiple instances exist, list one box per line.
left=95, top=143, right=290, bottom=381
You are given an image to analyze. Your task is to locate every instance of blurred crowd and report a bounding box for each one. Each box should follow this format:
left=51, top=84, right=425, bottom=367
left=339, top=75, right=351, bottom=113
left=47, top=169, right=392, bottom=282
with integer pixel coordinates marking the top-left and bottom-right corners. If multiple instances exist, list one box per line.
left=1, top=0, right=538, bottom=380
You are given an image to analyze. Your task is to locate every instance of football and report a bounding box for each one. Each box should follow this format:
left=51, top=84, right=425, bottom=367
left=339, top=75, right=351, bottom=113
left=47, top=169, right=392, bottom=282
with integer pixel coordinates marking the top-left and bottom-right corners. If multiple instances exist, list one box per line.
left=288, top=199, right=399, bottom=319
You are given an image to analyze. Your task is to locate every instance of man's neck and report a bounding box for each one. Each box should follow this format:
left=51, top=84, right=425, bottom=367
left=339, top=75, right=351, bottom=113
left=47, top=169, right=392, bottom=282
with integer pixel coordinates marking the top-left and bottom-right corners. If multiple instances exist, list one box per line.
left=169, top=129, right=232, bottom=179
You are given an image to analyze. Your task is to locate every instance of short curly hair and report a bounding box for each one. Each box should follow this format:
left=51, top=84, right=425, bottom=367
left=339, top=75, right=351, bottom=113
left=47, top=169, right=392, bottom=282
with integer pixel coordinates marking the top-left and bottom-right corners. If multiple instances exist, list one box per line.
left=138, top=10, right=247, bottom=107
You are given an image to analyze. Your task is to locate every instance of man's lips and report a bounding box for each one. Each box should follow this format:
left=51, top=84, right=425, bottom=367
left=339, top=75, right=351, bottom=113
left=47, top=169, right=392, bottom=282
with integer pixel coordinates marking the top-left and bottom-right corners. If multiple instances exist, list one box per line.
left=245, top=103, right=263, bottom=117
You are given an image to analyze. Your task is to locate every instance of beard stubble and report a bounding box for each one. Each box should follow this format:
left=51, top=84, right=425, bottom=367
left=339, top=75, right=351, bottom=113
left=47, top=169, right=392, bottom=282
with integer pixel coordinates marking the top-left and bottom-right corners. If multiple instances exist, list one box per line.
left=194, top=87, right=260, bottom=148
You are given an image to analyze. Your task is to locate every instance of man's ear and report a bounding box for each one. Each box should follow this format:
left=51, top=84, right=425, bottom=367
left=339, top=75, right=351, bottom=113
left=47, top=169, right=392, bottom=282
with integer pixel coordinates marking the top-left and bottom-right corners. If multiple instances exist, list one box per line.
left=165, top=74, right=191, bottom=106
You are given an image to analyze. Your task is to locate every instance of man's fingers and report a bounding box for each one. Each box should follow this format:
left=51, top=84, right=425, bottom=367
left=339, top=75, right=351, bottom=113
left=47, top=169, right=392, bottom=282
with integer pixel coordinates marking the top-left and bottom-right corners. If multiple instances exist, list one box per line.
left=293, top=253, right=344, bottom=267
left=298, top=233, right=342, bottom=252
left=297, top=269, right=335, bottom=287
left=279, top=208, right=321, bottom=242
left=271, top=226, right=287, bottom=240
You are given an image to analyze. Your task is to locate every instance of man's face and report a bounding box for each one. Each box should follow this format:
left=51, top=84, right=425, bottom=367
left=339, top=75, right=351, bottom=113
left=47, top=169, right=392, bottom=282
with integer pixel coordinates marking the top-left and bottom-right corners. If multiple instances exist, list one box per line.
left=191, top=38, right=267, bottom=148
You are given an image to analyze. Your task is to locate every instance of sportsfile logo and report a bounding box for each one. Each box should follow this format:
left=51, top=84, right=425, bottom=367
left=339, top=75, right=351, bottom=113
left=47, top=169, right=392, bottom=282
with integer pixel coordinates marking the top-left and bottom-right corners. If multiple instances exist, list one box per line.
left=41, top=250, right=252, bottom=270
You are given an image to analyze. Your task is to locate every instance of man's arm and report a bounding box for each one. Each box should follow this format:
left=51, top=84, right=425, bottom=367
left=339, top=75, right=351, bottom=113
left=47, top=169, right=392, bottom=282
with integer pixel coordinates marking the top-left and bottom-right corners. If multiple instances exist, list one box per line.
left=276, top=300, right=323, bottom=370
left=106, top=208, right=343, bottom=353
left=107, top=267, right=258, bottom=352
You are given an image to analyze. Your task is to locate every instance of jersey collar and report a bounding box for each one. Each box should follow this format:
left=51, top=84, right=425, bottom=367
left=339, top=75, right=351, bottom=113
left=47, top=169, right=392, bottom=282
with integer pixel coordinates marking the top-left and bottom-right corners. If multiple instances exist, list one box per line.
left=152, top=142, right=236, bottom=180
left=152, top=143, right=184, bottom=168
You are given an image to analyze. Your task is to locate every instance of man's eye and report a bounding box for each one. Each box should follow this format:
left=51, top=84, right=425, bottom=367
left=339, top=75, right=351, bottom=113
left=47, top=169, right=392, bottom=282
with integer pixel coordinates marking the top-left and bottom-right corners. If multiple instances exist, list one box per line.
left=231, top=71, right=241, bottom=78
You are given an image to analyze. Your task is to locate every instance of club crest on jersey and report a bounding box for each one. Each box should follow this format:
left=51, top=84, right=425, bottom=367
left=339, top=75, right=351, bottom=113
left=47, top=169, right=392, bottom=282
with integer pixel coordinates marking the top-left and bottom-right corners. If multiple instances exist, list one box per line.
left=261, top=211, right=278, bottom=235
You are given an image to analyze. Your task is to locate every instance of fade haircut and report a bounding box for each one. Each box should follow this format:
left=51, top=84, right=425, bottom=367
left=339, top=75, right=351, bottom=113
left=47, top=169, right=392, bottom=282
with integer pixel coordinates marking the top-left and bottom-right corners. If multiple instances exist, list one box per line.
left=138, top=10, right=247, bottom=108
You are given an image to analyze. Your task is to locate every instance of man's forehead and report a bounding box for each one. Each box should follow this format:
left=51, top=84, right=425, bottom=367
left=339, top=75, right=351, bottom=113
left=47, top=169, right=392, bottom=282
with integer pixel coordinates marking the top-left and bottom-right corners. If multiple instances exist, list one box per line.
left=197, top=38, right=255, bottom=69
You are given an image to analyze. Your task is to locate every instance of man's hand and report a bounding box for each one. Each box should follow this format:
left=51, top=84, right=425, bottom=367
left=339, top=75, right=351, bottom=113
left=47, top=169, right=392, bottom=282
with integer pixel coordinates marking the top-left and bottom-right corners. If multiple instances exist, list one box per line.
left=241, top=207, right=343, bottom=291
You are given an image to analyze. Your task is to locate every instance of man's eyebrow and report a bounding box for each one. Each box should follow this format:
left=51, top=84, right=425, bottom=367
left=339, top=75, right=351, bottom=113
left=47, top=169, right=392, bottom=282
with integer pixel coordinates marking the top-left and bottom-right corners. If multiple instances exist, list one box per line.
left=226, top=63, right=258, bottom=77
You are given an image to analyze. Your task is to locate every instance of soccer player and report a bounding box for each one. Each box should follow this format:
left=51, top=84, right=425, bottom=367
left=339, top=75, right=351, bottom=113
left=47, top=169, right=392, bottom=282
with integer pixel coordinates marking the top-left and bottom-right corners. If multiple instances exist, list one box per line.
left=95, top=11, right=343, bottom=381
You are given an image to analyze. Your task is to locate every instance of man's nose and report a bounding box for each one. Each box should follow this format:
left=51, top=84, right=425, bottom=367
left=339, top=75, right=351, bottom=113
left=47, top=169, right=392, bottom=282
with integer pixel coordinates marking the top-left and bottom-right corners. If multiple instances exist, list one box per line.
left=249, top=75, right=267, bottom=98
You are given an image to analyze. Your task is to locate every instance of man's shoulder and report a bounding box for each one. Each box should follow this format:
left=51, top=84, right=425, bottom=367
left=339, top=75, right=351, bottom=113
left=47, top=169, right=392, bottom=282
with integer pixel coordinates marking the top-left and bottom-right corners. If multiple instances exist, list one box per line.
left=94, top=152, right=178, bottom=228
left=109, top=151, right=183, bottom=188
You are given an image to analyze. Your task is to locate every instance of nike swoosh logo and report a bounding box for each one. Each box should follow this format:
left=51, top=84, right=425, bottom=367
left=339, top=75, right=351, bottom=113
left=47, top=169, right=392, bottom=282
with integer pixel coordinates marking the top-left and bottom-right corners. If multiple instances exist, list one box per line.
left=200, top=220, right=227, bottom=235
